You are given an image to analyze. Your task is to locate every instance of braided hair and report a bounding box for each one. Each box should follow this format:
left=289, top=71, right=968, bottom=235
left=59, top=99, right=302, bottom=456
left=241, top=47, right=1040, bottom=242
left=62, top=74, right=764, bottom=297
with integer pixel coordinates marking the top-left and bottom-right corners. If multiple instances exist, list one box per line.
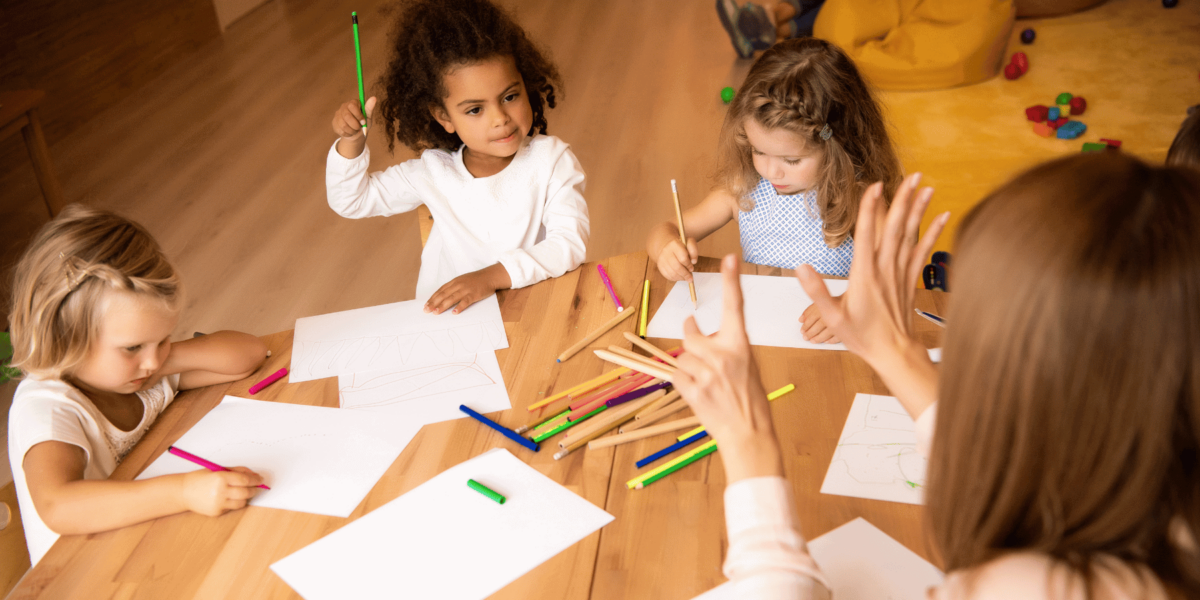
left=8, top=204, right=180, bottom=379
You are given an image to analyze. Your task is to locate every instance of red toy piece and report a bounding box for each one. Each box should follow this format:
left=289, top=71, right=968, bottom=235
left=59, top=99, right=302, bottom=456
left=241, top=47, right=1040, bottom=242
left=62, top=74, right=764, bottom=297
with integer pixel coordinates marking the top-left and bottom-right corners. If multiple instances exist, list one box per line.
left=1053, top=117, right=1069, bottom=128
left=1025, top=105, right=1049, bottom=122
left=1012, top=52, right=1029, bottom=74
left=1069, top=96, right=1087, bottom=115
left=1004, top=63, right=1021, bottom=80
left=1099, top=138, right=1122, bottom=148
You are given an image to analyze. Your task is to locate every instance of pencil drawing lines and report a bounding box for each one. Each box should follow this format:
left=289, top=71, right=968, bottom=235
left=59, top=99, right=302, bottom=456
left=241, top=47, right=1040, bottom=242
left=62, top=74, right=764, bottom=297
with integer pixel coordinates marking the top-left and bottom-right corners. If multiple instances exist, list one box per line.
left=822, top=395, right=927, bottom=505
left=339, top=354, right=498, bottom=409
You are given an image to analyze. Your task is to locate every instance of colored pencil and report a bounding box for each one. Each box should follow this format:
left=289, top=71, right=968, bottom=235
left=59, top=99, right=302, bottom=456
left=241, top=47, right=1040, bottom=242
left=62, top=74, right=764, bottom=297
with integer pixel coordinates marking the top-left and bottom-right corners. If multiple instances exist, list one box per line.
left=636, top=431, right=709, bottom=468
left=168, top=446, right=270, bottom=490
left=586, top=416, right=701, bottom=450
left=621, top=397, right=687, bottom=433
left=677, top=383, right=795, bottom=439
left=557, top=304, right=638, bottom=363
left=248, top=368, right=288, bottom=395
left=639, top=280, right=650, bottom=338
left=605, top=346, right=675, bottom=376
left=533, top=405, right=605, bottom=442
left=553, top=393, right=661, bottom=459
left=467, top=479, right=506, bottom=504
left=559, top=391, right=662, bottom=445
left=633, top=389, right=681, bottom=421
left=569, top=374, right=651, bottom=412
left=526, top=366, right=628, bottom=412
left=670, top=179, right=697, bottom=306
left=634, top=441, right=719, bottom=489
left=594, top=349, right=675, bottom=381
left=676, top=425, right=706, bottom=441
left=459, top=405, right=539, bottom=452
left=627, top=439, right=718, bottom=489
left=597, top=264, right=624, bottom=312
left=565, top=387, right=665, bottom=439
left=606, top=381, right=671, bottom=408
left=915, top=308, right=946, bottom=328
left=517, top=407, right=571, bottom=434
left=351, top=12, right=367, bottom=133
left=622, top=332, right=680, bottom=367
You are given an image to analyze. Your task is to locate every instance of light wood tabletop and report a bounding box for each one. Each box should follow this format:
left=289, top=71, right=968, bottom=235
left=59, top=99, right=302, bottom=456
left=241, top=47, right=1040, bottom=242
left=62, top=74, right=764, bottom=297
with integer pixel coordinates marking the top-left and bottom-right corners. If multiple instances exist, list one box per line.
left=10, top=251, right=945, bottom=600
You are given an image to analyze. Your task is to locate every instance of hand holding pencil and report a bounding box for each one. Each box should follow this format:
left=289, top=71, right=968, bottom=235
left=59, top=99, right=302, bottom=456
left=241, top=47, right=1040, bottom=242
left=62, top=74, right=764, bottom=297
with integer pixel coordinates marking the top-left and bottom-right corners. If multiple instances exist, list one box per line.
left=332, top=96, right=376, bottom=159
left=672, top=253, right=782, bottom=484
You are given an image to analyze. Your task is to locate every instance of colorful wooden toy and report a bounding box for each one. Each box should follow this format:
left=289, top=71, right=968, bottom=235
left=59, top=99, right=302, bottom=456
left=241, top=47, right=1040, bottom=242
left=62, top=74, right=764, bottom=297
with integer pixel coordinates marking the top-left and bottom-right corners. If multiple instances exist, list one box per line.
left=1026, top=105, right=1049, bottom=122
left=1004, top=63, right=1021, bottom=80
left=1099, top=138, right=1122, bottom=148
left=1082, top=142, right=1108, bottom=152
left=1047, top=106, right=1061, bottom=121
left=1033, top=122, right=1055, bottom=137
left=1055, top=92, right=1073, bottom=105
left=1021, top=28, right=1035, bottom=44
left=1069, top=96, right=1087, bottom=115
left=1012, top=52, right=1029, bottom=74
left=1056, top=121, right=1087, bottom=139
left=720, top=86, right=735, bottom=104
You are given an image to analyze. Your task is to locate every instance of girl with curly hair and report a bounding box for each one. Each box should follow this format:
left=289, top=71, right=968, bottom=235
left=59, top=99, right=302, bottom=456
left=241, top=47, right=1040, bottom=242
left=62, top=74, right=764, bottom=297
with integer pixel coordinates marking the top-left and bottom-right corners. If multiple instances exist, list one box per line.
left=327, top=0, right=588, bottom=314
left=645, top=37, right=902, bottom=343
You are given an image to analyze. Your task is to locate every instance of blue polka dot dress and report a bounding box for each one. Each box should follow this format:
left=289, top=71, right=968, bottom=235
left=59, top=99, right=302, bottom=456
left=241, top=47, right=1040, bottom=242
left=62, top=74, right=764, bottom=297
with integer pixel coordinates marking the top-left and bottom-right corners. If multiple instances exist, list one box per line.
left=736, top=177, right=854, bottom=276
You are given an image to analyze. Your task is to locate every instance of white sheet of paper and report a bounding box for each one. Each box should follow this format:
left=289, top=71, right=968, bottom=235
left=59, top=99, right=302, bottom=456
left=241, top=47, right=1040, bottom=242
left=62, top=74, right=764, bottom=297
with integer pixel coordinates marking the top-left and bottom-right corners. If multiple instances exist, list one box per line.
left=271, top=448, right=614, bottom=600
left=808, top=517, right=944, bottom=599
left=137, top=396, right=417, bottom=517
left=290, top=294, right=509, bottom=383
left=645, top=273, right=849, bottom=350
left=821, top=394, right=927, bottom=505
left=689, top=517, right=942, bottom=600
left=338, top=351, right=510, bottom=425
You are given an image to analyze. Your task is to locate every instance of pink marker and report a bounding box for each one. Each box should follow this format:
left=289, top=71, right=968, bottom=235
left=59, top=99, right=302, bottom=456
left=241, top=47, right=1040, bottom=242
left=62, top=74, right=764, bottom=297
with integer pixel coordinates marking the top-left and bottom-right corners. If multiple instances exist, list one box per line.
left=248, top=367, right=288, bottom=395
left=168, top=446, right=270, bottom=489
left=597, top=264, right=624, bottom=312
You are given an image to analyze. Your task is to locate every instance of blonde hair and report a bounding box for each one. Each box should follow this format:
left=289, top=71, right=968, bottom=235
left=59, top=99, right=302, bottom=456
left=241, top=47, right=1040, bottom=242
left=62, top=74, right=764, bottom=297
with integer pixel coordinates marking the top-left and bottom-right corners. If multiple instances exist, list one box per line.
left=8, top=205, right=181, bottom=379
left=715, top=37, right=903, bottom=247
left=929, top=153, right=1200, bottom=596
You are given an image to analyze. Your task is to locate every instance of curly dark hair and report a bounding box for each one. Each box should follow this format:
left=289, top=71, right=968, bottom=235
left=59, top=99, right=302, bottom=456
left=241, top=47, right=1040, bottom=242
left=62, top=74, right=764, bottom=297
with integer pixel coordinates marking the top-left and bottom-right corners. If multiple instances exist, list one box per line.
left=377, top=0, right=562, bottom=153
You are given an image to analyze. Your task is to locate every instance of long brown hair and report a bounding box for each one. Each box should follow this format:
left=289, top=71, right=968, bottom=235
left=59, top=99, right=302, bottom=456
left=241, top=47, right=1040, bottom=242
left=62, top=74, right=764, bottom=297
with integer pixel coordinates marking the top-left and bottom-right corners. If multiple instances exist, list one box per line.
left=715, top=37, right=903, bottom=247
left=8, top=204, right=180, bottom=379
left=928, top=153, right=1200, bottom=596
left=1166, top=105, right=1199, bottom=169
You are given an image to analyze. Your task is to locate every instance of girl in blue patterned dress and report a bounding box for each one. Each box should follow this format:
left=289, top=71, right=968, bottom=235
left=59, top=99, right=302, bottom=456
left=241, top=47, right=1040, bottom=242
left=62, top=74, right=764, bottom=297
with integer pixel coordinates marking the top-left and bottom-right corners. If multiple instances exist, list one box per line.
left=646, top=37, right=904, bottom=343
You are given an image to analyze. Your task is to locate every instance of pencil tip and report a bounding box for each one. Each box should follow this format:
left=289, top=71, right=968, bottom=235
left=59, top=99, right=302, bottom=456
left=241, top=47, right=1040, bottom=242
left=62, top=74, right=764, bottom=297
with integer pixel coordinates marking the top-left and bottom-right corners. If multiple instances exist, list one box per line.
left=556, top=359, right=561, bottom=363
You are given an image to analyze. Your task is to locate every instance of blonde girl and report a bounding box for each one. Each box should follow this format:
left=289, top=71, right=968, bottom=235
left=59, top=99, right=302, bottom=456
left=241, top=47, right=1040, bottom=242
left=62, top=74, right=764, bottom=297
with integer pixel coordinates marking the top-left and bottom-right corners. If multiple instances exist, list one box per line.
left=646, top=37, right=901, bottom=342
left=7, top=205, right=268, bottom=565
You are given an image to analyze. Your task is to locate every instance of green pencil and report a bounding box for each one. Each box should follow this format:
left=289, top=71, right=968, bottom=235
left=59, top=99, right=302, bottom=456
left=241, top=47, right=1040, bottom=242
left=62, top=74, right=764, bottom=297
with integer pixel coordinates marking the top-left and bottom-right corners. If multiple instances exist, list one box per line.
left=627, top=439, right=718, bottom=489
left=532, top=405, right=607, bottom=442
left=351, top=12, right=367, bottom=133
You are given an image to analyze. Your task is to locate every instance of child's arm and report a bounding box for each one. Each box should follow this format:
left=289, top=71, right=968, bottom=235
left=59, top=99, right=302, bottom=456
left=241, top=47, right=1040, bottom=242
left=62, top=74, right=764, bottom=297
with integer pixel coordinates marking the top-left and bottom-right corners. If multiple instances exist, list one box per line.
left=22, top=441, right=263, bottom=535
left=159, top=331, right=268, bottom=391
left=327, top=96, right=426, bottom=220
left=646, top=188, right=739, bottom=282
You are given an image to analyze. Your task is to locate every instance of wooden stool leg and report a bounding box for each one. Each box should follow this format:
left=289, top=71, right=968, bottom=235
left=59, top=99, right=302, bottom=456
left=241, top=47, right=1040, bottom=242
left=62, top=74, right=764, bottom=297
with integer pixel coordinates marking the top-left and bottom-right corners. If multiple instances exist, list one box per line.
left=417, top=204, right=433, bottom=248
left=20, top=108, right=66, bottom=218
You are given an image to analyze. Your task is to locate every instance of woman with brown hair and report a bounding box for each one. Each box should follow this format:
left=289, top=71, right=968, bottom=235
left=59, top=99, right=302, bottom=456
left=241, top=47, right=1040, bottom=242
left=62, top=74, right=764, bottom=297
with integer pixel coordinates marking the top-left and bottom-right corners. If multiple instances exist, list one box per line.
left=675, top=154, right=1200, bottom=597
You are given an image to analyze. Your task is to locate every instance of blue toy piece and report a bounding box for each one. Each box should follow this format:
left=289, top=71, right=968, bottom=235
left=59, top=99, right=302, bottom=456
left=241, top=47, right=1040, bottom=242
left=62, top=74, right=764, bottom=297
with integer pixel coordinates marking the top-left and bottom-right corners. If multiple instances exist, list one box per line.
left=1020, top=28, right=1035, bottom=44
left=1047, top=106, right=1061, bottom=121
left=1056, top=121, right=1087, bottom=140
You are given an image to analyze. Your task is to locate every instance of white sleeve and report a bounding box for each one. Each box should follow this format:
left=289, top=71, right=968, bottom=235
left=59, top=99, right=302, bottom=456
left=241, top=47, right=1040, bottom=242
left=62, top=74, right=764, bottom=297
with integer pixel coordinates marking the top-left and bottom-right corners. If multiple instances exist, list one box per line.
left=714, top=477, right=832, bottom=600
left=497, top=145, right=589, bottom=289
left=325, top=140, right=426, bottom=219
left=9, top=394, right=93, bottom=466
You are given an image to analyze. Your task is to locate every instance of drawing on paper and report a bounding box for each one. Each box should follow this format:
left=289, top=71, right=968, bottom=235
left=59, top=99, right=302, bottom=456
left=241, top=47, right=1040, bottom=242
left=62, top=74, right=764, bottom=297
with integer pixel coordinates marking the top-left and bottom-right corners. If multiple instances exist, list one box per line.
left=293, top=320, right=506, bottom=383
left=821, top=394, right=926, bottom=505
left=340, top=354, right=497, bottom=409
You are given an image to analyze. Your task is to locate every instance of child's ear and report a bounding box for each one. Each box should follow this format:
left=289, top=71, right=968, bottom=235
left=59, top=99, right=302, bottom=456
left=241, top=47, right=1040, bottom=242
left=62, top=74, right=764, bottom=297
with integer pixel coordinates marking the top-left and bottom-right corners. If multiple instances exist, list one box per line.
left=430, top=105, right=455, bottom=134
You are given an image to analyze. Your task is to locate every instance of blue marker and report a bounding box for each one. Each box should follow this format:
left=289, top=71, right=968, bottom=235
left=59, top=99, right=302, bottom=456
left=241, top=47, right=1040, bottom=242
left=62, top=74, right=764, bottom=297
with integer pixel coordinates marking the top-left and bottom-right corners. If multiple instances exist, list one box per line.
left=915, top=309, right=946, bottom=328
left=459, top=405, right=540, bottom=452
left=635, top=431, right=708, bottom=468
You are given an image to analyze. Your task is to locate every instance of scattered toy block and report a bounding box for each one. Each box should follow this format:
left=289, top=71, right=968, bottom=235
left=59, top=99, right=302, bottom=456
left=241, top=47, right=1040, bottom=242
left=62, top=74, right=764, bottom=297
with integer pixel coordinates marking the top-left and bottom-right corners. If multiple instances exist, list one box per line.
left=1069, top=96, right=1087, bottom=115
left=1047, top=106, right=1061, bottom=121
left=1082, top=142, right=1108, bottom=152
left=1026, top=105, right=1049, bottom=122
left=1033, top=122, right=1055, bottom=137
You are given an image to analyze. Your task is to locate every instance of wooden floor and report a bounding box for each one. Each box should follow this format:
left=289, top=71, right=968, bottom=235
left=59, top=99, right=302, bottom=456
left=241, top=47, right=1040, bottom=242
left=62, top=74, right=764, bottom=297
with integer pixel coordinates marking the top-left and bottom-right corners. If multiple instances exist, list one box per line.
left=0, top=0, right=1196, bottom=590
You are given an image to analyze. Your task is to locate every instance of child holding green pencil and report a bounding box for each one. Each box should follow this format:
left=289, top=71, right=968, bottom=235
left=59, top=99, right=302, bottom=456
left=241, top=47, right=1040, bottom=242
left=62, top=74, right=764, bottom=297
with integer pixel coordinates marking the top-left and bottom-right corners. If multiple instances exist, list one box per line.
left=327, top=0, right=589, bottom=314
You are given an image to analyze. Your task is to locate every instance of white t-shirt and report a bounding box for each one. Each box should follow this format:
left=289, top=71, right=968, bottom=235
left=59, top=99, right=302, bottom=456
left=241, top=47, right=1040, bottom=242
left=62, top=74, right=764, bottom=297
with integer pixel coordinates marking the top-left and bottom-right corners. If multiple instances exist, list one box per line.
left=326, top=134, right=590, bottom=299
left=8, top=374, right=179, bottom=565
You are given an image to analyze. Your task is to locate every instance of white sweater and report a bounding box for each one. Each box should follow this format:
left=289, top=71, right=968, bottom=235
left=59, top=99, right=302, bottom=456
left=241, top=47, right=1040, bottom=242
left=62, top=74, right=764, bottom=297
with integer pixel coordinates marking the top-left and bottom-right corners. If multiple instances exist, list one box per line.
left=326, top=134, right=590, bottom=299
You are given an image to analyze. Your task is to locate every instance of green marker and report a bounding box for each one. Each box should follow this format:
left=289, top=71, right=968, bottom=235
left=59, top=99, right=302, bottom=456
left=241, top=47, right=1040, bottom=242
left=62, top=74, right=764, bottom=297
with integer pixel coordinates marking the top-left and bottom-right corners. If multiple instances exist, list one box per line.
left=635, top=441, right=719, bottom=489
left=352, top=12, right=367, bottom=133
left=468, top=479, right=506, bottom=504
left=532, top=405, right=606, bottom=442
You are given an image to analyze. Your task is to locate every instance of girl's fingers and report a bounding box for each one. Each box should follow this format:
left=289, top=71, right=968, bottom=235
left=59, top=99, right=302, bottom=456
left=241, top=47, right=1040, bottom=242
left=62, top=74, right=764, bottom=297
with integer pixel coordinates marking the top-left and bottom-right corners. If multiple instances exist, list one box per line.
left=796, top=265, right=840, bottom=331
left=686, top=239, right=699, bottom=265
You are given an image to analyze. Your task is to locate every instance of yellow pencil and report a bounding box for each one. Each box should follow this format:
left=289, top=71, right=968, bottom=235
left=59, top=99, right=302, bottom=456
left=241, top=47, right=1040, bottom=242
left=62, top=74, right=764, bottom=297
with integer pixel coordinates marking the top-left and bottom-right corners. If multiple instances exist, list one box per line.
left=638, top=280, right=649, bottom=338
left=676, top=383, right=796, bottom=440
left=671, top=179, right=697, bottom=307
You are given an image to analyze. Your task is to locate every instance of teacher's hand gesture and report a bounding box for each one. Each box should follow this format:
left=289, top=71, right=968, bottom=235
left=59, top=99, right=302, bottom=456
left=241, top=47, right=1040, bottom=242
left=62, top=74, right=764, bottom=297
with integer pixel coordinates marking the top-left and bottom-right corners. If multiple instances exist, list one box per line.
left=795, top=173, right=948, bottom=418
left=673, top=254, right=783, bottom=483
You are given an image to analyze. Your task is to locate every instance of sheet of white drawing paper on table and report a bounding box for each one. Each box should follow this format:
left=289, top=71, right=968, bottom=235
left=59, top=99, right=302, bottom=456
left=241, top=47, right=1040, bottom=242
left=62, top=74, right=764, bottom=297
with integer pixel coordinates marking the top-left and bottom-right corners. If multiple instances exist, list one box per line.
left=338, top=350, right=510, bottom=425
left=137, top=396, right=416, bottom=517
left=290, top=294, right=508, bottom=383
left=808, top=517, right=944, bottom=599
left=271, top=448, right=614, bottom=600
left=821, top=394, right=926, bottom=505
left=688, top=517, right=942, bottom=600
left=646, top=273, right=849, bottom=350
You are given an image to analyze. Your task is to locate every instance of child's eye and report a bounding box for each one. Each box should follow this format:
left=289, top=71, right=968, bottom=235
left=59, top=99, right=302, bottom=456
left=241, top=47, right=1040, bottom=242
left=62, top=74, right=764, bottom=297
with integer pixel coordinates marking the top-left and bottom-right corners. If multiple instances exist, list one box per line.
left=125, top=345, right=143, bottom=353
left=785, top=158, right=802, bottom=166
left=504, top=93, right=519, bottom=102
left=466, top=107, right=481, bottom=116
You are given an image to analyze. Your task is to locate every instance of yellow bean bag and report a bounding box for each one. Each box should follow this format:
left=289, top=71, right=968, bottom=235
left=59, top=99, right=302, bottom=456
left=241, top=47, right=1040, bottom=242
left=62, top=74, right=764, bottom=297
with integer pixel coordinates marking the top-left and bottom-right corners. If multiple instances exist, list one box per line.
left=814, top=0, right=1016, bottom=90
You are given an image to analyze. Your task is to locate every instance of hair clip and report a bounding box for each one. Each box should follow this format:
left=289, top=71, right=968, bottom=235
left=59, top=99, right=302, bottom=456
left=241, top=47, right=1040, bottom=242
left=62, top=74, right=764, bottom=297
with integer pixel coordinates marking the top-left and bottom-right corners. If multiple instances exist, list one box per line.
left=819, top=124, right=832, bottom=141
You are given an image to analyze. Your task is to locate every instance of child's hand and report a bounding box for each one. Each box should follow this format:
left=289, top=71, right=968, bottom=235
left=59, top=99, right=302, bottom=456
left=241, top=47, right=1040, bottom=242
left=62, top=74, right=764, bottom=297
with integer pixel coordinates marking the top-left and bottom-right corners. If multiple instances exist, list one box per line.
left=424, top=263, right=512, bottom=315
left=180, top=467, right=264, bottom=517
left=800, top=296, right=841, bottom=344
left=332, top=96, right=376, bottom=159
left=656, top=237, right=699, bottom=282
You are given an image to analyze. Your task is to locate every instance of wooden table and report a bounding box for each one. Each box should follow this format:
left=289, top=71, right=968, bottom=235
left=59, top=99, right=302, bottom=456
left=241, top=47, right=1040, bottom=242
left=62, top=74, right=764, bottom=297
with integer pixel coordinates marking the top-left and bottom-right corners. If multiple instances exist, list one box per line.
left=11, top=252, right=945, bottom=599
left=0, top=90, right=65, bottom=218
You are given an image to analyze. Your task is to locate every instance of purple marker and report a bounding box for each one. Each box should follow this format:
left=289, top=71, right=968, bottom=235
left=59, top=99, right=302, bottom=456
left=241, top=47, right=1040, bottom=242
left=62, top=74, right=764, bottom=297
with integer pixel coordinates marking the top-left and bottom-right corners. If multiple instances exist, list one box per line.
left=168, top=446, right=270, bottom=489
left=597, top=264, right=624, bottom=312
left=249, top=368, right=288, bottom=395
